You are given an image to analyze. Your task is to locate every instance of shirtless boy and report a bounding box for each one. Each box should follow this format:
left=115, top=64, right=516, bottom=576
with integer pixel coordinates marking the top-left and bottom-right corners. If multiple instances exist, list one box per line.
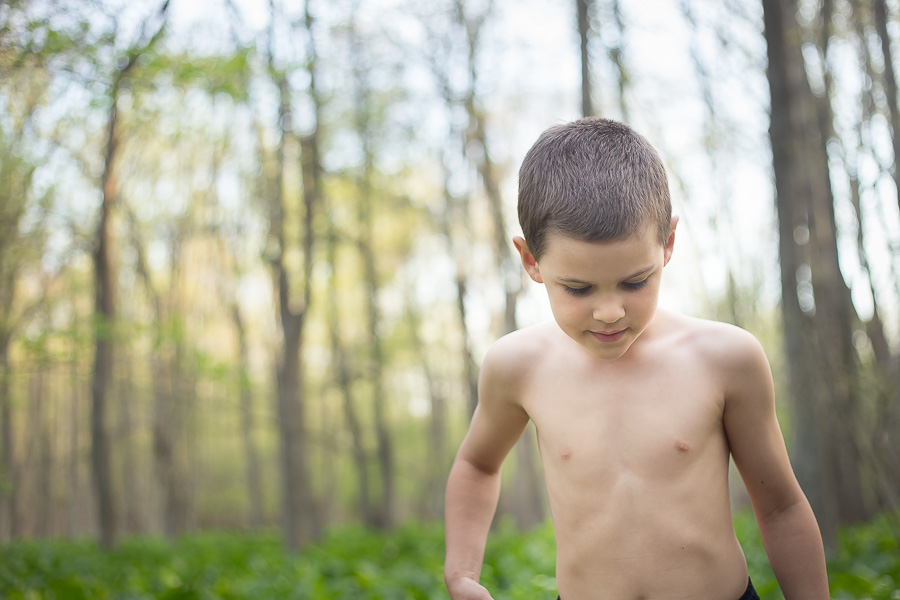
left=444, top=118, right=829, bottom=600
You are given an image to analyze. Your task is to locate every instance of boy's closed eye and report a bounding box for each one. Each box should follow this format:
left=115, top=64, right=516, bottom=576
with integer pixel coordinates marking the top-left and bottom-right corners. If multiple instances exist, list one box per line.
left=622, top=279, right=650, bottom=291
left=563, top=285, right=592, bottom=296
left=563, top=279, right=649, bottom=296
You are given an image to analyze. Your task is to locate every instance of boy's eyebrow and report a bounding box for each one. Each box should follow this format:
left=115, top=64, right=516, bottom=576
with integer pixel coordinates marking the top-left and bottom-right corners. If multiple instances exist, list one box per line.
left=556, top=264, right=656, bottom=284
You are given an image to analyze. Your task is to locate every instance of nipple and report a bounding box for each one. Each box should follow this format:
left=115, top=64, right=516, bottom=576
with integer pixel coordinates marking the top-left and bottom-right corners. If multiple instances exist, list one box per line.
left=560, top=446, right=573, bottom=460
left=674, top=439, right=690, bottom=452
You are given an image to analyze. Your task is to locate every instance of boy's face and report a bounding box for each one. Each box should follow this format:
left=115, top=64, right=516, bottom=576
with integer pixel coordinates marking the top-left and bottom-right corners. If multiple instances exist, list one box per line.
left=514, top=218, right=677, bottom=360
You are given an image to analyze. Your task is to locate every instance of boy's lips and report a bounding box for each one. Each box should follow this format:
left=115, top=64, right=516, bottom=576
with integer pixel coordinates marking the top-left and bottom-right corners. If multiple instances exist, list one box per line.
left=591, top=329, right=626, bottom=343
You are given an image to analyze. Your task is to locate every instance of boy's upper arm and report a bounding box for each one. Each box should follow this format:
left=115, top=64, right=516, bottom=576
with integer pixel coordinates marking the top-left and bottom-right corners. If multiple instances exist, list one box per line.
left=456, top=339, right=532, bottom=475
left=722, top=330, right=806, bottom=516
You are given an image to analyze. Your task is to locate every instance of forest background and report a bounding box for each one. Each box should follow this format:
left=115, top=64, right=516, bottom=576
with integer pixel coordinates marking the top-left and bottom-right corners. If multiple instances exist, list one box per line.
left=1, top=0, right=900, bottom=573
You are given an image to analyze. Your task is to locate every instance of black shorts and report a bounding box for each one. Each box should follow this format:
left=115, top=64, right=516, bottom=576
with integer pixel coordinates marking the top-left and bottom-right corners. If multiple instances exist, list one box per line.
left=556, top=577, right=760, bottom=600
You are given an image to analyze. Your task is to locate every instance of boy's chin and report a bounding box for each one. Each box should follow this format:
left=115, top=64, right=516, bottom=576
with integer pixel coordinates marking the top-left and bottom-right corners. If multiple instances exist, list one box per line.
left=573, top=330, right=637, bottom=360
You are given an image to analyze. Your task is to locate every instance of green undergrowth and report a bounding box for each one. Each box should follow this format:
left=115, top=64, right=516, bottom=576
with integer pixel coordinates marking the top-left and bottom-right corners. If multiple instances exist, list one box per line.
left=0, top=512, right=897, bottom=599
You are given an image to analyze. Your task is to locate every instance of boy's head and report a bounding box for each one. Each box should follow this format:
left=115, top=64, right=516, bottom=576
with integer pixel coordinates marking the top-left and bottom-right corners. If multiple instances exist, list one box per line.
left=517, top=118, right=671, bottom=260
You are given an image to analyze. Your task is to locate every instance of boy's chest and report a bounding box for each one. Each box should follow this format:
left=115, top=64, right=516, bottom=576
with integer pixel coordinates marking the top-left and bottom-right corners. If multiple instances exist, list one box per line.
left=522, top=356, right=728, bottom=478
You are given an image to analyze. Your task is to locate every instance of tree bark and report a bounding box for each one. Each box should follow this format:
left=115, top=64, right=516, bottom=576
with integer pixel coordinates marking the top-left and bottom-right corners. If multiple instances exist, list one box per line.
left=91, top=75, right=120, bottom=548
left=325, top=220, right=375, bottom=527
left=455, top=0, right=543, bottom=529
left=577, top=0, right=594, bottom=117
left=67, top=350, right=80, bottom=536
left=351, top=26, right=394, bottom=529
left=33, top=366, right=50, bottom=538
left=405, top=299, right=448, bottom=520
left=90, top=0, right=170, bottom=549
left=763, top=0, right=869, bottom=551
left=231, top=303, right=264, bottom=529
left=431, top=70, right=479, bottom=419
left=266, top=0, right=322, bottom=550
left=873, top=0, right=900, bottom=221
left=0, top=333, right=16, bottom=540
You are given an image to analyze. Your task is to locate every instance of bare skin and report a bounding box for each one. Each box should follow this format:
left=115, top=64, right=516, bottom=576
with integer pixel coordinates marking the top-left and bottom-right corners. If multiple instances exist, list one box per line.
left=444, top=227, right=829, bottom=600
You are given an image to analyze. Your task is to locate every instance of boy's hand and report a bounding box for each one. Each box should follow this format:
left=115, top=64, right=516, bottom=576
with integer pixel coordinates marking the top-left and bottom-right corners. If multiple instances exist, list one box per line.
left=446, top=574, right=494, bottom=600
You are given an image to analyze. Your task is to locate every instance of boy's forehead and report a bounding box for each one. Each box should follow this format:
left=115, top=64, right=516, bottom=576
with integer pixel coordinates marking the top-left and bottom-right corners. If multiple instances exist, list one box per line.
left=540, top=228, right=662, bottom=275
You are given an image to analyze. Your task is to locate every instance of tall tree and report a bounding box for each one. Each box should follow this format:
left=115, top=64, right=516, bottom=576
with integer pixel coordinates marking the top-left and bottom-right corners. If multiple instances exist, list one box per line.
left=454, top=0, right=543, bottom=529
left=873, top=0, right=900, bottom=219
left=349, top=16, right=395, bottom=529
left=325, top=214, right=376, bottom=527
left=90, top=1, right=170, bottom=548
left=577, top=0, right=594, bottom=117
left=0, top=122, right=36, bottom=542
left=263, top=0, right=323, bottom=550
left=763, top=0, right=870, bottom=550
left=424, top=22, right=480, bottom=419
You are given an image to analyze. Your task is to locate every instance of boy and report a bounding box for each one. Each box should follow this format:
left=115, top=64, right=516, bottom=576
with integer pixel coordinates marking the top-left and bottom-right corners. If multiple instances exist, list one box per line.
left=444, top=118, right=829, bottom=600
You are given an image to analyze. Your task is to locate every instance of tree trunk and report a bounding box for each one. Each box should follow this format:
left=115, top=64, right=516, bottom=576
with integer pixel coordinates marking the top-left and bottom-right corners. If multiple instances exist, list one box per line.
left=117, top=353, right=141, bottom=533
left=231, top=304, right=264, bottom=529
left=275, top=310, right=315, bottom=549
left=577, top=0, right=594, bottom=117
left=33, top=366, right=50, bottom=538
left=67, top=352, right=80, bottom=536
left=873, top=0, right=900, bottom=220
left=0, top=333, right=16, bottom=540
left=91, top=76, right=120, bottom=548
left=405, top=300, right=448, bottom=520
left=266, top=0, right=322, bottom=549
left=351, top=30, right=394, bottom=528
left=90, top=0, right=169, bottom=549
left=127, top=205, right=189, bottom=539
left=763, top=0, right=869, bottom=551
left=325, top=223, right=375, bottom=527
left=456, top=0, right=543, bottom=529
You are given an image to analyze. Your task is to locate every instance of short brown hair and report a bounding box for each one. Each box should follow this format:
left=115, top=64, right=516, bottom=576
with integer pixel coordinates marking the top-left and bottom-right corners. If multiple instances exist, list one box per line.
left=517, top=118, right=671, bottom=260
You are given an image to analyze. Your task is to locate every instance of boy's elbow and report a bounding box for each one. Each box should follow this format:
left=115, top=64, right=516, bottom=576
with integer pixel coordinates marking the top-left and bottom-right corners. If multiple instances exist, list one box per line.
left=754, top=488, right=813, bottom=527
left=451, top=451, right=503, bottom=479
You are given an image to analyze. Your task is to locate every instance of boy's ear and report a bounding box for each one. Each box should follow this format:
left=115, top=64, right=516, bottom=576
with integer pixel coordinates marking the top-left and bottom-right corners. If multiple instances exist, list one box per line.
left=513, top=236, right=543, bottom=283
left=663, top=216, right=679, bottom=266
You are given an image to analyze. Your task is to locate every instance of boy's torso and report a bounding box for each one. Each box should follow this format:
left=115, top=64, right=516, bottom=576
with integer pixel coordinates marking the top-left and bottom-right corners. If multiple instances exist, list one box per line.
left=513, top=312, right=749, bottom=599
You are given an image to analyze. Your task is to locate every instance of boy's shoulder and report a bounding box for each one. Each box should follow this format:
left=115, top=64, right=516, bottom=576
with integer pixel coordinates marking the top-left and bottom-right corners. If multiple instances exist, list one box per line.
left=654, top=309, right=768, bottom=374
left=479, top=322, right=568, bottom=386
left=483, top=321, right=565, bottom=363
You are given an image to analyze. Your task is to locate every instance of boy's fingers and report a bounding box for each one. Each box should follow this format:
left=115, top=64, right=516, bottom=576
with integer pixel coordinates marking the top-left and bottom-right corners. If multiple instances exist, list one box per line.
left=448, top=576, right=494, bottom=600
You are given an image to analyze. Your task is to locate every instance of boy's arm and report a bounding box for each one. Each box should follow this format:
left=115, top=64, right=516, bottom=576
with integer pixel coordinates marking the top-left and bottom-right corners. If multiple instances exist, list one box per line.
left=722, top=330, right=829, bottom=600
left=445, top=342, right=531, bottom=600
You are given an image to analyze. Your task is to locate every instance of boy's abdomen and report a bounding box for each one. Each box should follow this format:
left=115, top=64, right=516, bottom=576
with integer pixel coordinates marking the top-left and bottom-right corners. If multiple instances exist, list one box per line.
left=538, top=412, right=748, bottom=599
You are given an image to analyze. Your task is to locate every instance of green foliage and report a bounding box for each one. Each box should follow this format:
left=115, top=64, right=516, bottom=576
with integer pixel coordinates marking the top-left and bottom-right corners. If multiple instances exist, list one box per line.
left=0, top=525, right=448, bottom=600
left=828, top=513, right=900, bottom=600
left=735, top=511, right=900, bottom=600
left=1, top=514, right=898, bottom=599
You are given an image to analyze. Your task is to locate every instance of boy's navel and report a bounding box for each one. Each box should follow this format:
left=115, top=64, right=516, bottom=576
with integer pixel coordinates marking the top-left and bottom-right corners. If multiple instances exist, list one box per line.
left=674, top=439, right=690, bottom=452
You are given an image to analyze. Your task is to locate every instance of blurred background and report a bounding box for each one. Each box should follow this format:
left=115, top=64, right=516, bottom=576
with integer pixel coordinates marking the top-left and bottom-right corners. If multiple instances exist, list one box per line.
left=0, top=0, right=898, bottom=555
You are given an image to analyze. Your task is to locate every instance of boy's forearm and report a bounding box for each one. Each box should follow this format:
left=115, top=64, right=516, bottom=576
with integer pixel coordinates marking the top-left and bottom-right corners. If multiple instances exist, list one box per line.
left=757, top=499, right=829, bottom=600
left=444, top=456, right=503, bottom=587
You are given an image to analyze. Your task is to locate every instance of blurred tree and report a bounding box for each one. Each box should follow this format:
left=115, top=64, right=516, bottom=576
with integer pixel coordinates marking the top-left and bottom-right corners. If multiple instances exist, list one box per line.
left=873, top=0, right=900, bottom=218
left=89, top=0, right=170, bottom=549
left=262, top=0, right=323, bottom=550
left=423, top=14, right=480, bottom=420
left=325, top=195, right=375, bottom=527
left=349, top=15, right=395, bottom=530
left=126, top=202, right=193, bottom=538
left=577, top=0, right=594, bottom=117
left=0, top=123, right=35, bottom=542
left=0, top=3, right=65, bottom=541
left=452, top=0, right=544, bottom=530
left=763, top=0, right=900, bottom=550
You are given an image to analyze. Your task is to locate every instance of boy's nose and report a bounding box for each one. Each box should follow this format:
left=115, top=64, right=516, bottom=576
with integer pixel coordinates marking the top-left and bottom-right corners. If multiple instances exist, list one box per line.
left=592, top=298, right=625, bottom=324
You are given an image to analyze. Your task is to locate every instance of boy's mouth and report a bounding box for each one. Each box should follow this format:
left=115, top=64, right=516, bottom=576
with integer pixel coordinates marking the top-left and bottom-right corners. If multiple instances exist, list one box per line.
left=591, top=329, right=626, bottom=343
